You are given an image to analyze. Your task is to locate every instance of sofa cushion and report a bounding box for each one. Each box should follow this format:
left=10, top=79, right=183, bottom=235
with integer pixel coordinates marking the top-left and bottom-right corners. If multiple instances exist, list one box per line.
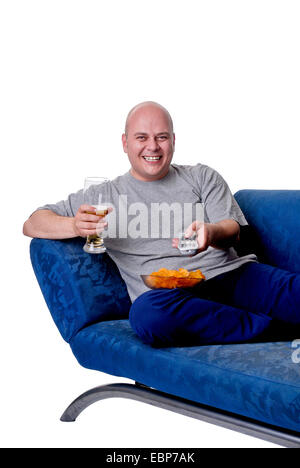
left=234, top=190, right=300, bottom=274
left=30, top=238, right=131, bottom=342
left=70, top=319, right=300, bottom=433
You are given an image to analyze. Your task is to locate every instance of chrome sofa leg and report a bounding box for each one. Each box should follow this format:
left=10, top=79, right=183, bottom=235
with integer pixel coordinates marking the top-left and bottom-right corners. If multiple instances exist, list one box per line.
left=60, top=382, right=150, bottom=422
left=60, top=382, right=300, bottom=448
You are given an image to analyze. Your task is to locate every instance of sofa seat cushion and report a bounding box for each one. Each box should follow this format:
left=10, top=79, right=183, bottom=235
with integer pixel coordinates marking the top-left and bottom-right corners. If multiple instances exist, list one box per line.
left=70, top=319, right=300, bottom=433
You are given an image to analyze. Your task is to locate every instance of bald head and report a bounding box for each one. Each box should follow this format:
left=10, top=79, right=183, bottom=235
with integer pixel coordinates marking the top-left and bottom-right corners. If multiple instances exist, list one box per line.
left=122, top=100, right=175, bottom=182
left=125, top=101, right=174, bottom=136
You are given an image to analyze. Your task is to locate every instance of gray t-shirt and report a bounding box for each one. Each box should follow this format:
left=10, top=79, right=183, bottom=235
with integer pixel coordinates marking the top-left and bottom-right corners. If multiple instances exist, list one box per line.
left=35, top=163, right=257, bottom=302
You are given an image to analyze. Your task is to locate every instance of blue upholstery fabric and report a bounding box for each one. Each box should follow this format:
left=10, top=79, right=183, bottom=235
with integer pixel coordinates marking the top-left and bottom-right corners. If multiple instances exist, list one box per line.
left=70, top=319, right=300, bottom=433
left=235, top=190, right=300, bottom=274
left=29, top=190, right=300, bottom=434
left=30, top=237, right=131, bottom=342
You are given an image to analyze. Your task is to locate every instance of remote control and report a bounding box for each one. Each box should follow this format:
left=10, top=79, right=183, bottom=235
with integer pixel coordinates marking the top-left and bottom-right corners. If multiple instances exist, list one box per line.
left=178, top=238, right=199, bottom=256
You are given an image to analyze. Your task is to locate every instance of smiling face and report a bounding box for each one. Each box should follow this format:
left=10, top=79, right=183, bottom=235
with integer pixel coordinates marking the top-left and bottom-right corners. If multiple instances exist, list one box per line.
left=122, top=103, right=175, bottom=182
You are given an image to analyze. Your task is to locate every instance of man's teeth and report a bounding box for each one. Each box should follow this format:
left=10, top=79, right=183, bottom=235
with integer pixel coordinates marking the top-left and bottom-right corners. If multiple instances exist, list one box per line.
left=143, top=156, right=162, bottom=161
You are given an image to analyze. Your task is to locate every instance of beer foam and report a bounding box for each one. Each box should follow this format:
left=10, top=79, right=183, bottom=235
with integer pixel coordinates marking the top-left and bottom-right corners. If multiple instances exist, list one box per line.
left=92, top=204, right=109, bottom=210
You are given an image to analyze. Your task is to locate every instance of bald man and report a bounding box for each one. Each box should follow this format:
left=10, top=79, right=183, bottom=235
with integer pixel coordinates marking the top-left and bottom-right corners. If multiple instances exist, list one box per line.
left=23, top=101, right=300, bottom=347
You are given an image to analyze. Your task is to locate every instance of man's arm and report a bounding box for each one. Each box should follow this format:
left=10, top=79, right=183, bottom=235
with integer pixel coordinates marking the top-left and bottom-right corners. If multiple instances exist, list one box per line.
left=204, top=219, right=240, bottom=250
left=23, top=210, right=78, bottom=239
left=23, top=205, right=110, bottom=239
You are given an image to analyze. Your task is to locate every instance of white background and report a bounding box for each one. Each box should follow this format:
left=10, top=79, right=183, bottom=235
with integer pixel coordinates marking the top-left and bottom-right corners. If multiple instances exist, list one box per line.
left=1, top=0, right=299, bottom=448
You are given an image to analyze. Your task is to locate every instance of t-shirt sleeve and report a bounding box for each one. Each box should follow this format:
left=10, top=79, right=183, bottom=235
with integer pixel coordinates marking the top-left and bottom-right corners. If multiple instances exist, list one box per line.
left=197, top=165, right=248, bottom=226
left=32, top=189, right=84, bottom=218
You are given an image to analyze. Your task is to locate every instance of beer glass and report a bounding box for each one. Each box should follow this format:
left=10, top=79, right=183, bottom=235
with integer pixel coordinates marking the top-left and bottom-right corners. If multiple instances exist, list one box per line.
left=83, top=177, right=109, bottom=254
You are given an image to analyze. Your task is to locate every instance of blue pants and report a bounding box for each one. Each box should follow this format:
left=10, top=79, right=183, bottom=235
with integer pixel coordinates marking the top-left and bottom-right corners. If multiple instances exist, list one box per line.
left=129, top=262, right=300, bottom=347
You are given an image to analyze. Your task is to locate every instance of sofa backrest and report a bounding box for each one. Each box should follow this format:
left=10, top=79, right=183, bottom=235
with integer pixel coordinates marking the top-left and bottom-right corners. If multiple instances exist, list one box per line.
left=30, top=237, right=131, bottom=342
left=234, top=190, right=300, bottom=274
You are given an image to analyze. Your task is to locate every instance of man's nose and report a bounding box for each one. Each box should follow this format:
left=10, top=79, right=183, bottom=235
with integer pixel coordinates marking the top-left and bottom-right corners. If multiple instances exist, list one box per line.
left=146, top=138, right=160, bottom=152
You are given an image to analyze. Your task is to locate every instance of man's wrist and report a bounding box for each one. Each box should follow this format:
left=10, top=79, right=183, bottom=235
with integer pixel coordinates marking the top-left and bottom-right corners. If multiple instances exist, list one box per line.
left=70, top=217, right=79, bottom=237
left=209, top=223, right=223, bottom=247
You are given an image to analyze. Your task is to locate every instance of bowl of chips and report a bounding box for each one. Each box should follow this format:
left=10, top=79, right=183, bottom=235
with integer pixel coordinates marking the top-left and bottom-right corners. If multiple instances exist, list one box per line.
left=141, top=268, right=205, bottom=289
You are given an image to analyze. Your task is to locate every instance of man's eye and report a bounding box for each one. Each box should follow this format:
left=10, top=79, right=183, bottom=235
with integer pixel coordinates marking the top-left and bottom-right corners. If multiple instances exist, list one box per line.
left=159, top=136, right=167, bottom=140
left=137, top=136, right=146, bottom=140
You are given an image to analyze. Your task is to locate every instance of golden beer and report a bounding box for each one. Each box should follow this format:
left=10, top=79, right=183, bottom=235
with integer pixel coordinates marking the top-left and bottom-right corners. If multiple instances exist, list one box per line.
left=85, top=205, right=109, bottom=252
left=86, top=208, right=109, bottom=217
left=82, top=177, right=110, bottom=254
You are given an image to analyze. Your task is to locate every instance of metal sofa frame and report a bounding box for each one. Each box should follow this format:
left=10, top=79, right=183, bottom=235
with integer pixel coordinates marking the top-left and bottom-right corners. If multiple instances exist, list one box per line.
left=60, top=381, right=300, bottom=448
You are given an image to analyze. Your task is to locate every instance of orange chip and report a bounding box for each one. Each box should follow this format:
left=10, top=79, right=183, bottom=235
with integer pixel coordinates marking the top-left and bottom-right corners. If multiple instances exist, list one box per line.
left=159, top=268, right=169, bottom=275
left=168, top=270, right=178, bottom=277
left=178, top=268, right=189, bottom=278
left=188, top=271, right=199, bottom=278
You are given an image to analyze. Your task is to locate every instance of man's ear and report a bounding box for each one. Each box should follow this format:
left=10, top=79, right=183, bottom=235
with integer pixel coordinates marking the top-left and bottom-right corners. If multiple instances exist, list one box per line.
left=173, top=133, right=176, bottom=151
left=122, top=133, right=128, bottom=153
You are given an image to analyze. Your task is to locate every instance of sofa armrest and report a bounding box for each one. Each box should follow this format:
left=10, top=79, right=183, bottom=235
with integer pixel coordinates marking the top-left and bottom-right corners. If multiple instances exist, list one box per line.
left=30, top=237, right=131, bottom=343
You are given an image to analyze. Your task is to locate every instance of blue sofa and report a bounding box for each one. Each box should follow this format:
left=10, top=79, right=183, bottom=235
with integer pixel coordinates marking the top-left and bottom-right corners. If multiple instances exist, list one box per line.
left=29, top=190, right=300, bottom=448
